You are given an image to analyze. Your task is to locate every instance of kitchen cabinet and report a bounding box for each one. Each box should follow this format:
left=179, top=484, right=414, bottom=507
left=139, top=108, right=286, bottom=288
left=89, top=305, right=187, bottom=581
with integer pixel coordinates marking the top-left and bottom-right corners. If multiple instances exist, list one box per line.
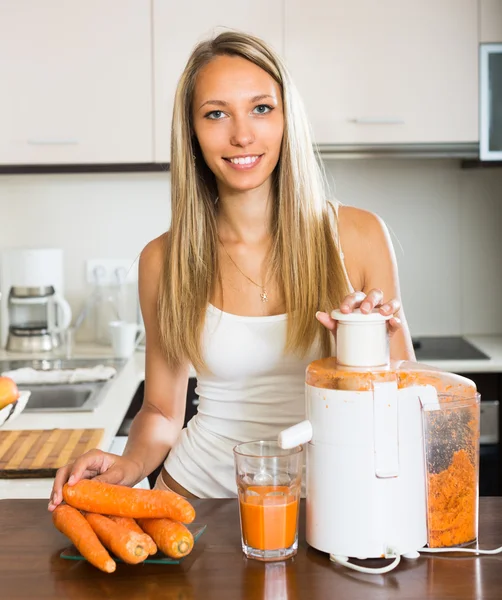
left=0, top=1, right=153, bottom=165
left=480, top=0, right=502, bottom=42
left=284, top=0, right=479, bottom=146
left=460, top=372, right=501, bottom=496
left=118, top=378, right=199, bottom=488
left=153, top=0, right=283, bottom=162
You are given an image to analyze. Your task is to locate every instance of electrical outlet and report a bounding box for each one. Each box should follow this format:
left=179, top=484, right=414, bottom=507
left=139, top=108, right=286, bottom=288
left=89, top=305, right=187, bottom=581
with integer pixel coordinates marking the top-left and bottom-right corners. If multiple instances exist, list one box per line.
left=86, top=259, right=138, bottom=285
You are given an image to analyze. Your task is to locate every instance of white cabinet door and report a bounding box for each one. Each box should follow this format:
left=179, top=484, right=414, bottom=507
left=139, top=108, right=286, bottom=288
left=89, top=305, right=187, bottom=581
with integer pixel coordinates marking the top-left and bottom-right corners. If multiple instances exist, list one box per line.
left=153, top=0, right=283, bottom=162
left=0, top=1, right=153, bottom=165
left=480, top=0, right=502, bottom=42
left=285, top=0, right=478, bottom=145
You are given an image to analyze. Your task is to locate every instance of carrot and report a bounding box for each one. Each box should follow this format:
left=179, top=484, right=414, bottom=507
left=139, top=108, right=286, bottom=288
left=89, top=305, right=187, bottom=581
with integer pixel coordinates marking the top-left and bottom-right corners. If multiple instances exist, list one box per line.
left=138, top=517, right=194, bottom=559
left=52, top=504, right=116, bottom=573
left=108, top=515, right=157, bottom=555
left=85, top=513, right=149, bottom=565
left=63, top=480, right=195, bottom=523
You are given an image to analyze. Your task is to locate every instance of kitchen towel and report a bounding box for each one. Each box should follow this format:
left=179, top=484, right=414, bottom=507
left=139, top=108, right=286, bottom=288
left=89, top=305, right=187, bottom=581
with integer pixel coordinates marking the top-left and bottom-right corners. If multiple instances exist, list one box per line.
left=1, top=365, right=117, bottom=385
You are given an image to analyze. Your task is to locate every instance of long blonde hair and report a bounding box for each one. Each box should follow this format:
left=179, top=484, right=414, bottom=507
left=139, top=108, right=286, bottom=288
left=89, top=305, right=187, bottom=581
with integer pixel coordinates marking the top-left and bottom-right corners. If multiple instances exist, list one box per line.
left=159, top=30, right=349, bottom=371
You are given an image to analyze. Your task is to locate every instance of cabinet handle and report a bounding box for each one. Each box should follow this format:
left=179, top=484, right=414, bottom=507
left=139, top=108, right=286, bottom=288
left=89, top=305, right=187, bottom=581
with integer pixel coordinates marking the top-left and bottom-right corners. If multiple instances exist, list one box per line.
left=349, top=118, right=405, bottom=125
left=27, top=138, right=79, bottom=145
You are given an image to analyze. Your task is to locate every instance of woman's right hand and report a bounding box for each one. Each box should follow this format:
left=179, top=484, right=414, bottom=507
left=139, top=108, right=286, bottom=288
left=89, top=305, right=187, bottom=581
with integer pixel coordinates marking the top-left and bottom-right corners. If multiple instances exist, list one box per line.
left=47, top=450, right=144, bottom=512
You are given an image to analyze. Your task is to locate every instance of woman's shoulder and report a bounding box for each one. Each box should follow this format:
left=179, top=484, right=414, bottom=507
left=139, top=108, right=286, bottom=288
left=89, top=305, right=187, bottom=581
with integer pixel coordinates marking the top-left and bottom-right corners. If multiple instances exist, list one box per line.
left=139, top=232, right=170, bottom=276
left=336, top=203, right=389, bottom=247
left=335, top=203, right=393, bottom=290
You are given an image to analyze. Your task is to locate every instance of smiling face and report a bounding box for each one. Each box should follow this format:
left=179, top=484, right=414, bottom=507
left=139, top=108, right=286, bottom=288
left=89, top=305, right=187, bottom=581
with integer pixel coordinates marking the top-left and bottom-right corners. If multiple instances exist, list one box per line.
left=192, top=54, right=284, bottom=196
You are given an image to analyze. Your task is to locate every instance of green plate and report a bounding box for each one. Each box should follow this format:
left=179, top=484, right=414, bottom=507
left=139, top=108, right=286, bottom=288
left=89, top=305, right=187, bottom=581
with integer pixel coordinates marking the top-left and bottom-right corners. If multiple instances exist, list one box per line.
left=60, top=523, right=207, bottom=565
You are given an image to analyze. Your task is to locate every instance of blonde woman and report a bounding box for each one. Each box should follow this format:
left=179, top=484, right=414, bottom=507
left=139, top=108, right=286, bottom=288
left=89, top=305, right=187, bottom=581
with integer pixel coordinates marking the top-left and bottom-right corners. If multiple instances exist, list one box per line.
left=49, top=31, right=414, bottom=505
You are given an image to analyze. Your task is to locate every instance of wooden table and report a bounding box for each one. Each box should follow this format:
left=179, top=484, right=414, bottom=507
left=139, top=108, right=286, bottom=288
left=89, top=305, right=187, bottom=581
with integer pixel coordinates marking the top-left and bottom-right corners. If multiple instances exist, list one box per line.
left=1, top=497, right=502, bottom=599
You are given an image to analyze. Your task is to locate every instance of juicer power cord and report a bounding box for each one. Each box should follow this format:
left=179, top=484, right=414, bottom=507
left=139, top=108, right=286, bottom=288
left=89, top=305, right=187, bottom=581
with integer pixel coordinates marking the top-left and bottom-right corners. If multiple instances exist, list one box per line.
left=331, top=545, right=502, bottom=575
left=419, top=545, right=502, bottom=556
left=330, top=551, right=401, bottom=574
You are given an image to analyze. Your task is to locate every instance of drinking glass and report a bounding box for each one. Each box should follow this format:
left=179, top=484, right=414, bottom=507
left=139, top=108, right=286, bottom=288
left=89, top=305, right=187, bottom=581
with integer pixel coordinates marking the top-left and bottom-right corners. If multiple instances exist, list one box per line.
left=233, top=440, right=303, bottom=561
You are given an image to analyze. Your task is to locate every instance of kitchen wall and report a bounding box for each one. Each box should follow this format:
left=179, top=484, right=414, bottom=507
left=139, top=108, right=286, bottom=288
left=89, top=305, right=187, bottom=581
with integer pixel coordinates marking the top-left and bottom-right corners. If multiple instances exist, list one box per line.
left=324, top=159, right=502, bottom=336
left=0, top=159, right=501, bottom=337
left=0, top=172, right=171, bottom=340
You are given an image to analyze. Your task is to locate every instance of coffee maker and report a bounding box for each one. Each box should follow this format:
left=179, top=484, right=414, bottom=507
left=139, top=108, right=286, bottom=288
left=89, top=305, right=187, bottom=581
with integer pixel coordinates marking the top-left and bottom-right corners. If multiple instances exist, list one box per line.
left=0, top=248, right=72, bottom=352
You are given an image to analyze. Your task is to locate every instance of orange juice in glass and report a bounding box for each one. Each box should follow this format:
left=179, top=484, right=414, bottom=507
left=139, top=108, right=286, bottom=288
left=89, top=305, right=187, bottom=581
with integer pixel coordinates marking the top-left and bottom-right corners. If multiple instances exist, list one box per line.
left=233, top=440, right=303, bottom=561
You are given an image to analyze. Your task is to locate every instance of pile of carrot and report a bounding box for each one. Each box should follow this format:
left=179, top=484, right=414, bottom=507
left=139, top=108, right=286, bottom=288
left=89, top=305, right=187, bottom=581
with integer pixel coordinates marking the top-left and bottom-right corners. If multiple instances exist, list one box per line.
left=52, top=480, right=196, bottom=573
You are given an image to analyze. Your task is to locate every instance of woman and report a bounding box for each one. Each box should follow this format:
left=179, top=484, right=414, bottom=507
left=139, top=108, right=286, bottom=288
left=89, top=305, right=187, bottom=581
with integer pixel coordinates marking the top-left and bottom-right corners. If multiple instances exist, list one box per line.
left=49, top=30, right=414, bottom=507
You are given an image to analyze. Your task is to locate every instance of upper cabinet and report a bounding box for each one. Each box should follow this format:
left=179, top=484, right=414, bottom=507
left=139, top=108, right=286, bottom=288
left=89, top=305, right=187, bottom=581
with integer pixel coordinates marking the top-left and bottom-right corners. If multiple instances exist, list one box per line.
left=153, top=0, right=283, bottom=163
left=0, top=1, right=489, bottom=166
left=0, top=1, right=153, bottom=165
left=480, top=0, right=502, bottom=42
left=284, top=0, right=479, bottom=146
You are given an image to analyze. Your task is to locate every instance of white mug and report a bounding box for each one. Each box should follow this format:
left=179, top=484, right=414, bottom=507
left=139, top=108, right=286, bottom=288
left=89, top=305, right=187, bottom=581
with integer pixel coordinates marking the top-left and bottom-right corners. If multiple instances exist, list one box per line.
left=109, top=321, right=144, bottom=358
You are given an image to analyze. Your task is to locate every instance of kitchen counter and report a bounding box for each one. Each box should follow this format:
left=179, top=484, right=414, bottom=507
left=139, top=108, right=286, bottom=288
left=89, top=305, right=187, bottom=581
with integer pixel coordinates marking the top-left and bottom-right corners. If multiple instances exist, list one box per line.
left=1, top=497, right=502, bottom=600
left=1, top=335, right=502, bottom=500
left=422, top=334, right=502, bottom=374
left=0, top=344, right=146, bottom=500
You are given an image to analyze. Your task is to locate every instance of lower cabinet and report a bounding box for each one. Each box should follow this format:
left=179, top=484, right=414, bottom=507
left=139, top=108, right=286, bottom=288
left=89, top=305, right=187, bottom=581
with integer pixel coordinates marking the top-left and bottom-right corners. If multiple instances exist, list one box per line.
left=117, top=378, right=199, bottom=488
left=459, top=372, right=501, bottom=496
left=184, top=379, right=199, bottom=427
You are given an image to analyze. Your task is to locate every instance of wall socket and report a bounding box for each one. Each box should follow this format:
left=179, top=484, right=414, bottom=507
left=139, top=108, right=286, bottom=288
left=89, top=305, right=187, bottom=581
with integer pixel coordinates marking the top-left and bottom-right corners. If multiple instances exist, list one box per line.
left=86, top=259, right=138, bottom=285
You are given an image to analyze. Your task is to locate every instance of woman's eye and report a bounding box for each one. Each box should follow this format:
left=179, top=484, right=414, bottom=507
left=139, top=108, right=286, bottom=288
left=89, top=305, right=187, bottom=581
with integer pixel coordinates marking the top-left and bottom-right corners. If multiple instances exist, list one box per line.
left=253, top=104, right=273, bottom=115
left=205, top=110, right=225, bottom=120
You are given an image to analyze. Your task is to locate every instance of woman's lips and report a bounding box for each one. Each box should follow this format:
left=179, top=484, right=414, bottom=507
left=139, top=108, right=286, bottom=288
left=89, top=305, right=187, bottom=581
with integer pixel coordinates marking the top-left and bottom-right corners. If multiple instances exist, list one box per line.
left=223, top=154, right=263, bottom=170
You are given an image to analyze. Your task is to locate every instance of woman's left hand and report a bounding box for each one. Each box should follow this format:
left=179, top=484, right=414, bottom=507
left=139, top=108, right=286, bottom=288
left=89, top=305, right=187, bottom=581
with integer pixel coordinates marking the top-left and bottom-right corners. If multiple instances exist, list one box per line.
left=316, top=289, right=402, bottom=337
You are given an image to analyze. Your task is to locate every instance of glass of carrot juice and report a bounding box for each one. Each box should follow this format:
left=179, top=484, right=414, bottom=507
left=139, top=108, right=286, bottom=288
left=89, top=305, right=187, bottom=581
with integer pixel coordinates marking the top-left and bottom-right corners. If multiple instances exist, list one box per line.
left=233, top=440, right=303, bottom=561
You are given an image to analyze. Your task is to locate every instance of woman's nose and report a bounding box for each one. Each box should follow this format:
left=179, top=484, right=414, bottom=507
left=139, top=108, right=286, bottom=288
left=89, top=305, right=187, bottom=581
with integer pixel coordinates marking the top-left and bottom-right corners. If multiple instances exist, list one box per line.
left=230, top=116, right=255, bottom=147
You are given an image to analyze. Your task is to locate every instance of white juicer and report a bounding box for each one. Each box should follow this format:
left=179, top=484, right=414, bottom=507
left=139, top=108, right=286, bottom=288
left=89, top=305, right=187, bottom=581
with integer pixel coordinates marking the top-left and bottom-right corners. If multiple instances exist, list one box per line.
left=278, top=309, right=479, bottom=565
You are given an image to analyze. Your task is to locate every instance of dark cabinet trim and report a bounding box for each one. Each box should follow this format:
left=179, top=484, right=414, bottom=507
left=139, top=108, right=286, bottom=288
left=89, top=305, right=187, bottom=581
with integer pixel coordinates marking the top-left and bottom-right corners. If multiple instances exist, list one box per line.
left=0, top=163, right=170, bottom=175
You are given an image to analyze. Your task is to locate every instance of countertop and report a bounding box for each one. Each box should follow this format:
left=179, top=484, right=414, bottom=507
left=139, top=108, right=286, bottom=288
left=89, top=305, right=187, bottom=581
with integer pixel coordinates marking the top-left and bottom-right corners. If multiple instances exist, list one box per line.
left=1, top=497, right=502, bottom=600
left=417, top=334, right=502, bottom=374
left=0, top=343, right=146, bottom=500
left=1, top=335, right=501, bottom=500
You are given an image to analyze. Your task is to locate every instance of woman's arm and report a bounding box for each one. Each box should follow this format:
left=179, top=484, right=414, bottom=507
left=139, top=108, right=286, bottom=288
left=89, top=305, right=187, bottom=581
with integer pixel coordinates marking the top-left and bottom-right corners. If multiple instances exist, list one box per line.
left=318, top=205, right=415, bottom=362
left=48, top=235, right=190, bottom=508
left=122, top=233, right=191, bottom=480
left=339, top=205, right=415, bottom=361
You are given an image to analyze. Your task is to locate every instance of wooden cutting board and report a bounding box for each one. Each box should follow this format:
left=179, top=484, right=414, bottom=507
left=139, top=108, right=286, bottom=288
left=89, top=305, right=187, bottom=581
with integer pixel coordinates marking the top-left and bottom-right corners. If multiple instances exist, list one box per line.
left=0, top=428, right=104, bottom=478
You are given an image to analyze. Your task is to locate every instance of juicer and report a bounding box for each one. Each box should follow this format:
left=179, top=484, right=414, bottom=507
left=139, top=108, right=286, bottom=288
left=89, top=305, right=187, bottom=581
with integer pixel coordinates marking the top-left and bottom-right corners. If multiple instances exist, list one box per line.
left=278, top=309, right=480, bottom=566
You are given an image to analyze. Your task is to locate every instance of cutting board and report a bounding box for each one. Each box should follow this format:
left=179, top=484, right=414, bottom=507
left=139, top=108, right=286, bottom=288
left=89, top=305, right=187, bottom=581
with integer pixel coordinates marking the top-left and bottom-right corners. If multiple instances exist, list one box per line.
left=0, top=428, right=104, bottom=478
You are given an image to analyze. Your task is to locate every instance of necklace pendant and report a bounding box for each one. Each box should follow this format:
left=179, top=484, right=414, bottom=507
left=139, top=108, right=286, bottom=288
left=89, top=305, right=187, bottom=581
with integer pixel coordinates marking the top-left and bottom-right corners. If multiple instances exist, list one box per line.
left=260, top=289, right=268, bottom=303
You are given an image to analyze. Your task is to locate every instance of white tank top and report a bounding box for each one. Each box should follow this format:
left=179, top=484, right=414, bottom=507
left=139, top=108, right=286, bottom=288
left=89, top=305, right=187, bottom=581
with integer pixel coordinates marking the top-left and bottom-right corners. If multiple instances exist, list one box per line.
left=163, top=304, right=324, bottom=498
left=164, top=203, right=350, bottom=497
